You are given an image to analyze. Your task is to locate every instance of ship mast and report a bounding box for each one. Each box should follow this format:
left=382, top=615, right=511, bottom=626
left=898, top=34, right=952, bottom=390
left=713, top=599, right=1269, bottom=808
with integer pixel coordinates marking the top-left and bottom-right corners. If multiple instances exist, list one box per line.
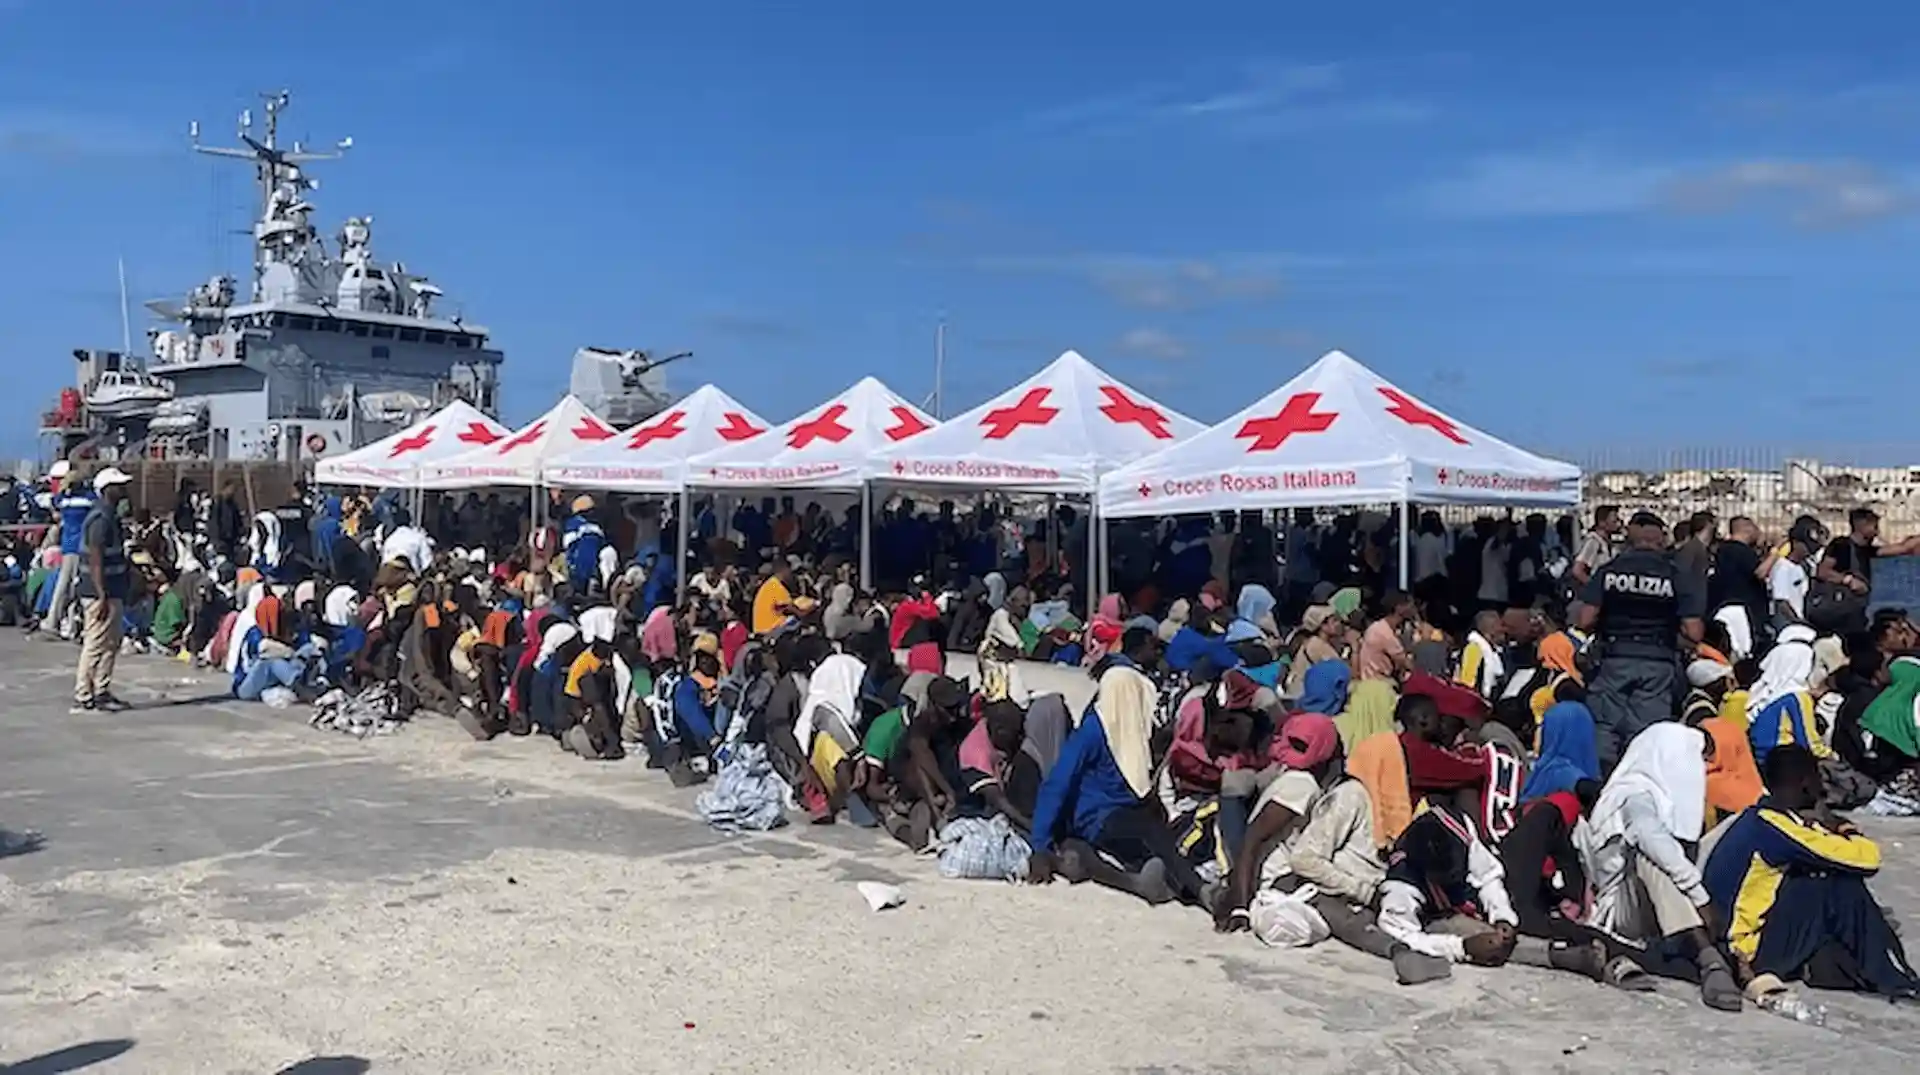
left=188, top=92, right=352, bottom=294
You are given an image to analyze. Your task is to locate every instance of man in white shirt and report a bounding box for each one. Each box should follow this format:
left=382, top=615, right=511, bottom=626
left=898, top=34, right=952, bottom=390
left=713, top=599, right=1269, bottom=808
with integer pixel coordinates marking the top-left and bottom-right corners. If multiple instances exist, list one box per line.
left=1768, top=532, right=1814, bottom=627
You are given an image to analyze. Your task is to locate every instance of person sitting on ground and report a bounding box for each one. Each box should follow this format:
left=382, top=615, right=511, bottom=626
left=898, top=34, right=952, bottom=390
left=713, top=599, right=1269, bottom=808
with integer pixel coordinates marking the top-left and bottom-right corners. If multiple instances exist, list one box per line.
left=953, top=698, right=1032, bottom=831
left=1028, top=661, right=1213, bottom=909
left=1682, top=659, right=1765, bottom=826
left=796, top=649, right=868, bottom=816
left=1285, top=604, right=1347, bottom=696
left=1520, top=700, right=1600, bottom=801
left=978, top=585, right=1032, bottom=704
left=1395, top=692, right=1489, bottom=823
left=1334, top=678, right=1399, bottom=755
left=1371, top=800, right=1522, bottom=984
left=882, top=674, right=969, bottom=847
left=659, top=649, right=723, bottom=779
left=1704, top=744, right=1918, bottom=1001
left=1577, top=722, right=1745, bottom=1012
left=561, top=621, right=626, bottom=762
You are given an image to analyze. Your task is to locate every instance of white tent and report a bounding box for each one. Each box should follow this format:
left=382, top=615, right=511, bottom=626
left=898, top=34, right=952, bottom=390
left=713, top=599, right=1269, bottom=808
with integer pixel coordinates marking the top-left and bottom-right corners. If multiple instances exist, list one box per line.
left=871, top=349, right=1204, bottom=492
left=541, top=383, right=771, bottom=493
left=312, top=400, right=511, bottom=487
left=686, top=376, right=935, bottom=491
left=1099, top=349, right=1579, bottom=523
left=419, top=395, right=618, bottom=489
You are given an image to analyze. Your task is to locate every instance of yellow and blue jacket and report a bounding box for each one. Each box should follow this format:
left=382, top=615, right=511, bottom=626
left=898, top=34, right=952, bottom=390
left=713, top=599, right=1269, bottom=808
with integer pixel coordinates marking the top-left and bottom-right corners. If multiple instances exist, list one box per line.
left=1747, top=689, right=1832, bottom=767
left=1703, top=800, right=1881, bottom=961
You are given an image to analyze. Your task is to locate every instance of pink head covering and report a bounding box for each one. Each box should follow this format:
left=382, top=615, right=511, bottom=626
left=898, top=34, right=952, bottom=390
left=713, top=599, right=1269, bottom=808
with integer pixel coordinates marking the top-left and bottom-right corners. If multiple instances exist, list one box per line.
left=640, top=606, right=677, bottom=662
left=1276, top=713, right=1340, bottom=771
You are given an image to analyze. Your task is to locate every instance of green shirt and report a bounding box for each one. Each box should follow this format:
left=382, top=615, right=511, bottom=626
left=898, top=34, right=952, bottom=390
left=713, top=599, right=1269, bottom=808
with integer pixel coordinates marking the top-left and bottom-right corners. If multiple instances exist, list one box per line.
left=861, top=707, right=908, bottom=763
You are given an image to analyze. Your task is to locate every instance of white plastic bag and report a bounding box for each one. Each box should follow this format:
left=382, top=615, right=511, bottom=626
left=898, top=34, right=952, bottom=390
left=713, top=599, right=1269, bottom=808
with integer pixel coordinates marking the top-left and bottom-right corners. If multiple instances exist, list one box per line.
left=1249, top=884, right=1330, bottom=948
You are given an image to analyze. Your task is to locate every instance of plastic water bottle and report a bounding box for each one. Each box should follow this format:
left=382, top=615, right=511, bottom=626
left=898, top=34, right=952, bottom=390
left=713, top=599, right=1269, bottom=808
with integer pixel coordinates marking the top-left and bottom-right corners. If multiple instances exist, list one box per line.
left=1757, top=990, right=1829, bottom=1027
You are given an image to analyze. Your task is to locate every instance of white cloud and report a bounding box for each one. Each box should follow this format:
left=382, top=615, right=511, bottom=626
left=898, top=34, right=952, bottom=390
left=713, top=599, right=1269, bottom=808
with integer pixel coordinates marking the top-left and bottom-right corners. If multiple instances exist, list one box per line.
left=1115, top=327, right=1189, bottom=361
left=1663, top=160, right=1915, bottom=226
left=975, top=253, right=1296, bottom=311
left=1418, top=150, right=1678, bottom=217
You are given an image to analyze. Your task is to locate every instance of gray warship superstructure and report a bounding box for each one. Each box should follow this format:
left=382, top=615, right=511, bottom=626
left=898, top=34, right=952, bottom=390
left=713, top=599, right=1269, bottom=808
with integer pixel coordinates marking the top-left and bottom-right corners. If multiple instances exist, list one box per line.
left=48, top=92, right=505, bottom=463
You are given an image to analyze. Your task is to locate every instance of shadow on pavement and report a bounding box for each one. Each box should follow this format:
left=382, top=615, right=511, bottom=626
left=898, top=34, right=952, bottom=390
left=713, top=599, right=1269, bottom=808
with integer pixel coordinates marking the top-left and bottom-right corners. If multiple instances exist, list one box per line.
left=3, top=1038, right=136, bottom=1074
left=276, top=1058, right=372, bottom=1075
left=0, top=828, right=46, bottom=860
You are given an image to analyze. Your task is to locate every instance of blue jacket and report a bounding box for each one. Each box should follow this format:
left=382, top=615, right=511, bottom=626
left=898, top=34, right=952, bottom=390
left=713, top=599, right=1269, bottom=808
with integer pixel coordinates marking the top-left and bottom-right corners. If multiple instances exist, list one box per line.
left=672, top=675, right=717, bottom=744
left=1028, top=710, right=1144, bottom=854
left=312, top=496, right=344, bottom=568
left=562, top=513, right=605, bottom=589
left=1704, top=799, right=1882, bottom=962
left=1164, top=625, right=1240, bottom=675
left=56, top=490, right=96, bottom=555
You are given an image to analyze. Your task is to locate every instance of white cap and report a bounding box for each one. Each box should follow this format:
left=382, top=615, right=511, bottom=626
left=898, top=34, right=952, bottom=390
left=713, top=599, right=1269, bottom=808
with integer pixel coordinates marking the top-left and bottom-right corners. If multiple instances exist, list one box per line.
left=93, top=467, right=133, bottom=491
left=48, top=460, right=71, bottom=479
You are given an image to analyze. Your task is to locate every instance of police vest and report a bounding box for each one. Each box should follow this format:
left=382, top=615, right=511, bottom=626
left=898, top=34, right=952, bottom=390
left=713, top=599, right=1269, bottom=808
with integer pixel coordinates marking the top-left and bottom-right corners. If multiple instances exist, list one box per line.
left=1594, top=549, right=1679, bottom=658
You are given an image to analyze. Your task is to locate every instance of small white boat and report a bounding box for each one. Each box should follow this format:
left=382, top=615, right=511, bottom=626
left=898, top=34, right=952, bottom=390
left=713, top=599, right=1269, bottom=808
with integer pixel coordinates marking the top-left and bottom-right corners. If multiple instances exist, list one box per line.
left=86, top=369, right=174, bottom=417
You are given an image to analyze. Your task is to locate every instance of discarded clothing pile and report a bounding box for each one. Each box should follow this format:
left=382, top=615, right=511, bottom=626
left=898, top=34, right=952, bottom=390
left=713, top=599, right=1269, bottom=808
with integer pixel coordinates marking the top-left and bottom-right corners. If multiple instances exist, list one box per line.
left=310, top=683, right=407, bottom=738
left=695, top=743, right=789, bottom=834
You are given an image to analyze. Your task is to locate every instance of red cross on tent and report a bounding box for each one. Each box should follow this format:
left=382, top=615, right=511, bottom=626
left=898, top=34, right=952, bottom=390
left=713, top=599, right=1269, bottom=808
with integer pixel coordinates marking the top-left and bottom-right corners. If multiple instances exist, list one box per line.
left=497, top=420, right=548, bottom=453
left=884, top=406, right=931, bottom=441
left=1378, top=387, right=1469, bottom=445
left=979, top=388, right=1061, bottom=440
left=626, top=410, right=687, bottom=449
left=716, top=412, right=764, bottom=442
left=388, top=425, right=436, bottom=458
left=1097, top=385, right=1174, bottom=439
left=457, top=422, right=502, bottom=445
left=788, top=404, right=853, bottom=449
left=572, top=416, right=617, bottom=442
left=1236, top=392, right=1338, bottom=452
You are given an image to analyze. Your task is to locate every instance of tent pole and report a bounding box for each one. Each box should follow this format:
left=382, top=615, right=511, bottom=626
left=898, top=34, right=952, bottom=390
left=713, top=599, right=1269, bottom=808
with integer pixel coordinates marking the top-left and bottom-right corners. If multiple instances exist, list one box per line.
left=1398, top=493, right=1411, bottom=591
left=1094, top=499, right=1108, bottom=609
left=1045, top=495, right=1057, bottom=576
left=675, top=488, right=691, bottom=603
left=859, top=483, right=873, bottom=591
left=1087, top=498, right=1099, bottom=610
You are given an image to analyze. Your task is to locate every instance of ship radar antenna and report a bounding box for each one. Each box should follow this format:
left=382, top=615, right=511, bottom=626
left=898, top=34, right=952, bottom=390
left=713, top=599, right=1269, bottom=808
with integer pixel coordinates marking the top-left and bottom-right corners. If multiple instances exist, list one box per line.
left=187, top=91, right=352, bottom=293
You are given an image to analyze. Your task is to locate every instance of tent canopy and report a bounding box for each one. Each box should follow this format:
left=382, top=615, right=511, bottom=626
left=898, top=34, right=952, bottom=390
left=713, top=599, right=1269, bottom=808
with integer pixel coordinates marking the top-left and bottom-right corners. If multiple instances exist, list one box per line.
left=871, top=349, right=1204, bottom=492
left=420, top=395, right=617, bottom=490
left=542, top=383, right=771, bottom=493
left=1098, top=350, right=1580, bottom=518
left=312, top=400, right=509, bottom=488
left=687, top=376, right=935, bottom=490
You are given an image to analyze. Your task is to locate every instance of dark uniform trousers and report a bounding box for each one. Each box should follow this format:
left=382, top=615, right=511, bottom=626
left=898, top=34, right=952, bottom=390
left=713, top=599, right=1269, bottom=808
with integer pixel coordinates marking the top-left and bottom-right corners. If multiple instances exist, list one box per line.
left=1587, top=653, right=1678, bottom=770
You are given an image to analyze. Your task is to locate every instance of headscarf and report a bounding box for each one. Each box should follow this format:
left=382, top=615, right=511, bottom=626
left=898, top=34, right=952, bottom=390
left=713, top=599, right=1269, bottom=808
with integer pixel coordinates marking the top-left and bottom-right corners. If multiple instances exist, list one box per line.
left=1234, top=584, right=1277, bottom=636
left=1276, top=712, right=1340, bottom=770
left=691, top=630, right=720, bottom=657
left=1520, top=702, right=1600, bottom=800
left=1861, top=656, right=1920, bottom=760
left=324, top=585, right=360, bottom=628
left=535, top=621, right=580, bottom=669
left=1296, top=660, right=1352, bottom=716
left=797, top=653, right=867, bottom=752
left=1538, top=631, right=1582, bottom=684
left=984, top=572, right=1007, bottom=610
left=1702, top=716, right=1765, bottom=816
left=1022, top=693, right=1072, bottom=773
left=1588, top=723, right=1707, bottom=846
left=640, top=606, right=677, bottom=662
left=256, top=595, right=283, bottom=641
left=1092, top=664, right=1156, bottom=797
left=1083, top=594, right=1126, bottom=666
left=823, top=583, right=860, bottom=642
left=1348, top=731, right=1413, bottom=849
left=1403, top=670, right=1489, bottom=722
left=1749, top=623, right=1816, bottom=715
left=1198, top=579, right=1227, bottom=612
left=1329, top=587, right=1363, bottom=620
left=578, top=606, right=620, bottom=645
left=225, top=583, right=266, bottom=673
left=1336, top=679, right=1399, bottom=754
left=1156, top=597, right=1191, bottom=644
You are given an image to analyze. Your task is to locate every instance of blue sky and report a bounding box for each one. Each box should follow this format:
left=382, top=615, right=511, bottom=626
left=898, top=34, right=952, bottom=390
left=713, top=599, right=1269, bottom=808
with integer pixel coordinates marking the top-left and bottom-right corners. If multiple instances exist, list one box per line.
left=3, top=1, right=1918, bottom=465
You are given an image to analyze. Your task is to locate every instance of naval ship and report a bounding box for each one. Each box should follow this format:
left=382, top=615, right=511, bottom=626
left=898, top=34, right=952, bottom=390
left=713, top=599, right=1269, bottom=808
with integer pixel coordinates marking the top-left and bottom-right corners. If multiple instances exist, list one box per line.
left=41, top=92, right=688, bottom=466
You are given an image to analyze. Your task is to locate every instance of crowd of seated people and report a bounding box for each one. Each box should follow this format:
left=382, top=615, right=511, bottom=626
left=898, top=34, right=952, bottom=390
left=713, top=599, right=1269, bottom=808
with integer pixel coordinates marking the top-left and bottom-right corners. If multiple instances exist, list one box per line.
left=38, top=477, right=1920, bottom=1022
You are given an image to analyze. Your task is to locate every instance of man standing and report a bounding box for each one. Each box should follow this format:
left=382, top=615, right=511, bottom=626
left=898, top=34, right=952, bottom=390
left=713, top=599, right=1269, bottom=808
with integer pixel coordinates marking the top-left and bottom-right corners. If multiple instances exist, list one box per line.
left=1570, top=505, right=1623, bottom=588
left=1817, top=508, right=1920, bottom=635
left=1579, top=511, right=1704, bottom=768
left=38, top=476, right=98, bottom=640
left=73, top=467, right=134, bottom=714
left=1707, top=516, right=1771, bottom=661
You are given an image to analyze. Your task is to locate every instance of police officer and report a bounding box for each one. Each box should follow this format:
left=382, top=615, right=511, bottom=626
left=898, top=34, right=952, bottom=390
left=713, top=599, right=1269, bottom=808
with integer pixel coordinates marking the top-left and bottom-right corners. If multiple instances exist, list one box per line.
left=1577, top=510, right=1704, bottom=769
